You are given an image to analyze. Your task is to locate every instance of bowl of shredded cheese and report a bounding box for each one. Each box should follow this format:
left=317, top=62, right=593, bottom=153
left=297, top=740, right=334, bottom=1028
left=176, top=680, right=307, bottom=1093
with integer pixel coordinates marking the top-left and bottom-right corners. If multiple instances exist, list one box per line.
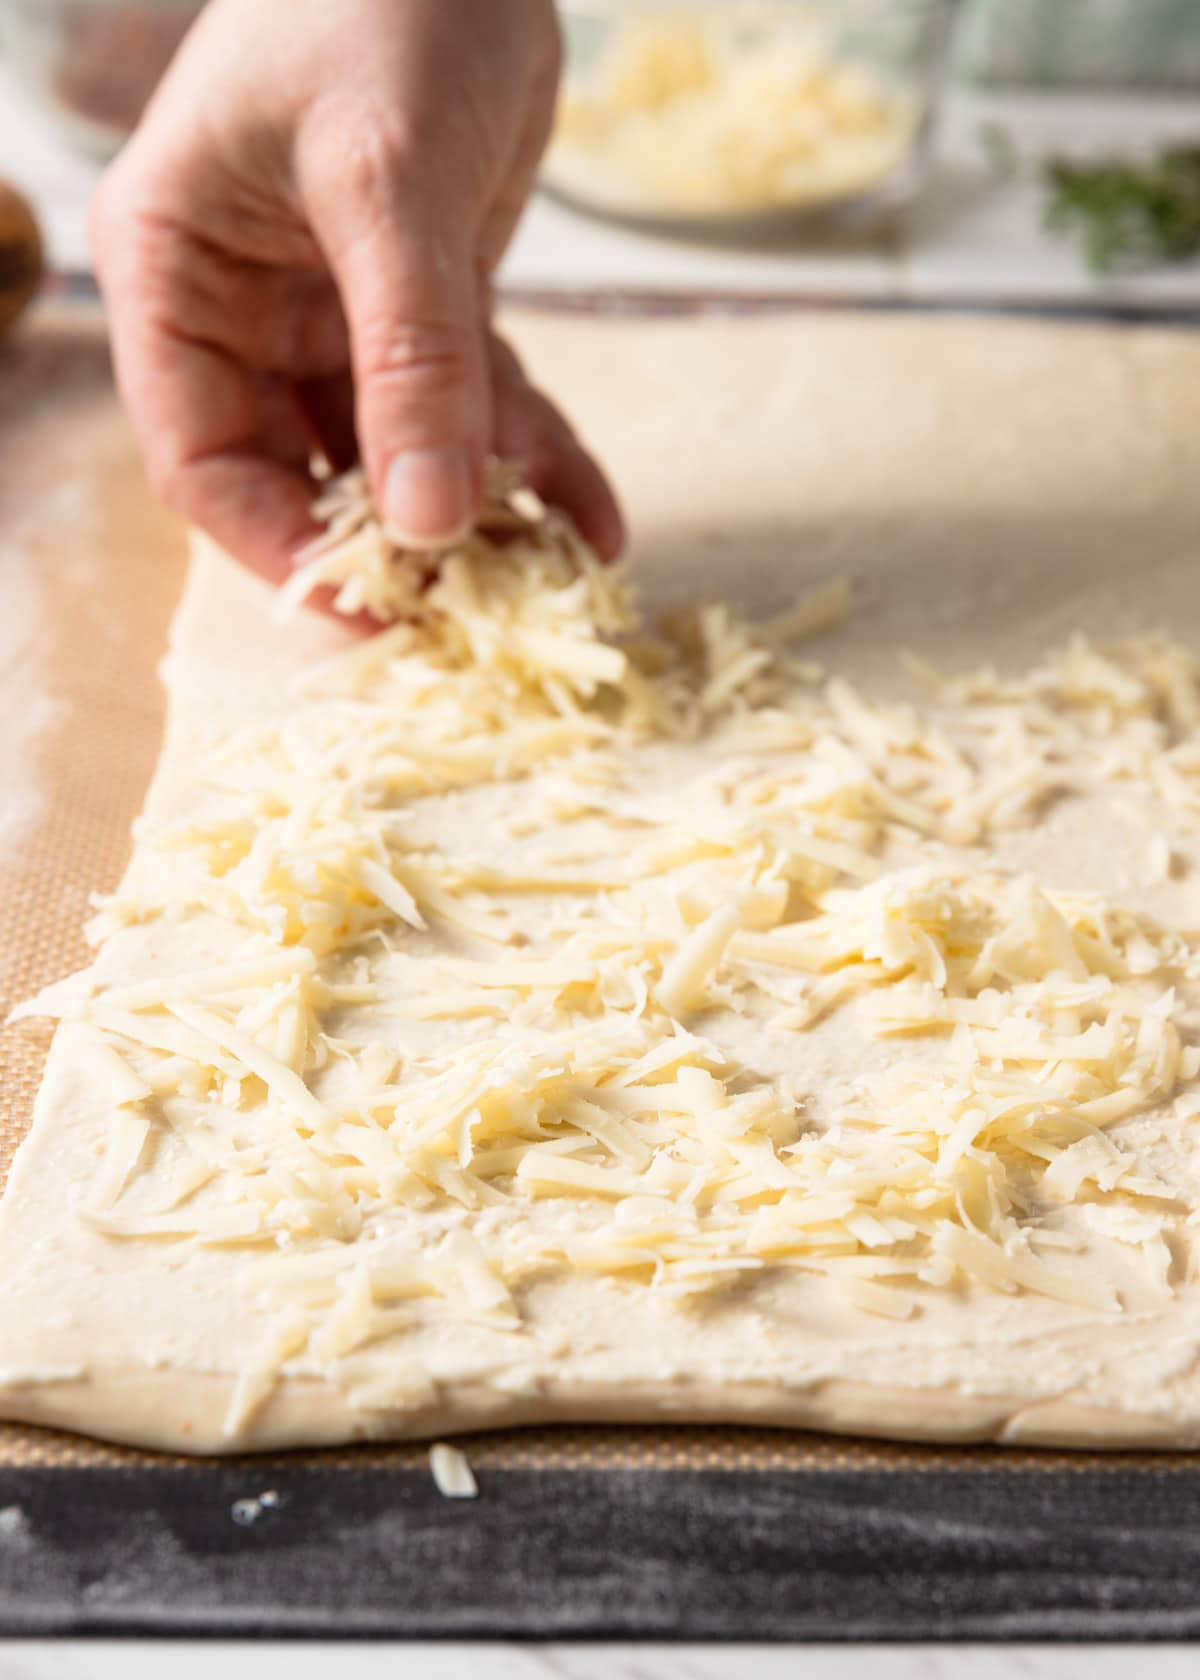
left=546, top=0, right=959, bottom=231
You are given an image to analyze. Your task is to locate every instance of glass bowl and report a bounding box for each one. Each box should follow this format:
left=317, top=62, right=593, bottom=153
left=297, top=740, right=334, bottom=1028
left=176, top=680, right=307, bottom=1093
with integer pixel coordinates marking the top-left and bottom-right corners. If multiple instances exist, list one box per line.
left=0, top=0, right=202, bottom=158
left=545, top=0, right=961, bottom=234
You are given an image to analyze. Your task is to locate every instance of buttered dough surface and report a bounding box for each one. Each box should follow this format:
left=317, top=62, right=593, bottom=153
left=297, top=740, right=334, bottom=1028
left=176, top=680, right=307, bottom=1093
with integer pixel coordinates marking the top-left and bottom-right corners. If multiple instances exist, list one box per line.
left=4, top=313, right=1200, bottom=1455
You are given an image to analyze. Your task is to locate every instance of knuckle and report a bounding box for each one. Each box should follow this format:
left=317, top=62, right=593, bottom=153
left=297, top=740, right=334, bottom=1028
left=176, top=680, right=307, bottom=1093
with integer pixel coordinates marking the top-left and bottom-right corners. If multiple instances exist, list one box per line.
left=310, top=103, right=438, bottom=219
left=338, top=120, right=403, bottom=210
left=90, top=192, right=178, bottom=316
left=358, top=316, right=474, bottom=395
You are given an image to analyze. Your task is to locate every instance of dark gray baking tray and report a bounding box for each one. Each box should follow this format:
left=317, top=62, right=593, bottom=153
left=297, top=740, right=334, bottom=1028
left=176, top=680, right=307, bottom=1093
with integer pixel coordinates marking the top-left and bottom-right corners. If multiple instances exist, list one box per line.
left=2, top=1462, right=1200, bottom=1639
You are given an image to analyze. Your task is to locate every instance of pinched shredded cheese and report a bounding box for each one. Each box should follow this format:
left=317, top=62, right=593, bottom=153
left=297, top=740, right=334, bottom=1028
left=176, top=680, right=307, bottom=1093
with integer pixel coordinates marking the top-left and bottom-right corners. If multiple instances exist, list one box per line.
left=25, top=463, right=1200, bottom=1424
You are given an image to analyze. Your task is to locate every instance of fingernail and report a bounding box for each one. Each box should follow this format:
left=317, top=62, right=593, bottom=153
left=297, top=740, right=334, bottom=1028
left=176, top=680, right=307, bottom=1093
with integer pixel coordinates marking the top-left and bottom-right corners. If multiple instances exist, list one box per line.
left=383, top=449, right=474, bottom=547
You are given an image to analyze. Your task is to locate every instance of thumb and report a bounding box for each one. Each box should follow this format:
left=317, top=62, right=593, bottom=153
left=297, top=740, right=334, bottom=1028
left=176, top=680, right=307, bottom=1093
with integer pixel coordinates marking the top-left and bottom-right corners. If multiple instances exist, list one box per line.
left=314, top=164, right=488, bottom=546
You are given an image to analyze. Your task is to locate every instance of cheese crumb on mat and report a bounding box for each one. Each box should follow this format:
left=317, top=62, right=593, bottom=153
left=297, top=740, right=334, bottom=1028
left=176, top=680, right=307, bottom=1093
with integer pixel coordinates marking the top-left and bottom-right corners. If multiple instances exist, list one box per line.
left=430, top=1442, right=478, bottom=1500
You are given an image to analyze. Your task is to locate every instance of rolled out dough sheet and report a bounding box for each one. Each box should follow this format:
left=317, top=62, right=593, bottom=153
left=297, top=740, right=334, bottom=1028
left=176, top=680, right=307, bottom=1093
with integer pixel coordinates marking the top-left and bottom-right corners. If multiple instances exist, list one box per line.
left=4, top=311, right=1200, bottom=1456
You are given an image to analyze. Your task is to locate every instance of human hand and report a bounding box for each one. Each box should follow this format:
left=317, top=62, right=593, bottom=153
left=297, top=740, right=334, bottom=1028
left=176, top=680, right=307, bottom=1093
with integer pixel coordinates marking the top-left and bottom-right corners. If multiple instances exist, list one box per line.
left=90, top=0, right=624, bottom=590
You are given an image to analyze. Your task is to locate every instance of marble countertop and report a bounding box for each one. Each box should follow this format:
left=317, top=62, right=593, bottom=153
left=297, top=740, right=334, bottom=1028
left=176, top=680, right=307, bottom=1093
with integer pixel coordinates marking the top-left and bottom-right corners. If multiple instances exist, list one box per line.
left=2, top=1644, right=1199, bottom=1678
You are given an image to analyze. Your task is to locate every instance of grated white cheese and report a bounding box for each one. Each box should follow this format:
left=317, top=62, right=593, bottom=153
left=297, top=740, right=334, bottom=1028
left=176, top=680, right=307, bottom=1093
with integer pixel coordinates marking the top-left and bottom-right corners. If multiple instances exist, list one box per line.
left=23, top=464, right=1200, bottom=1417
left=655, top=902, right=742, bottom=1017
left=429, top=1442, right=479, bottom=1500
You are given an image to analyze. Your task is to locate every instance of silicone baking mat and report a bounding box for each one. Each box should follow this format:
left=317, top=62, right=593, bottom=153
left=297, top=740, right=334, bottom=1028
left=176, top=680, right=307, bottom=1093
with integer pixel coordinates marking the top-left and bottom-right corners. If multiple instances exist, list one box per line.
left=3, top=306, right=1200, bottom=1638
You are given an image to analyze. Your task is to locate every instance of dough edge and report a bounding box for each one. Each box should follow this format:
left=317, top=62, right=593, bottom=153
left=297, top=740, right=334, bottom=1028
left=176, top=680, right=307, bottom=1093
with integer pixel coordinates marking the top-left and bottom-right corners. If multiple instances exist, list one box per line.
left=3, top=1347, right=1198, bottom=1457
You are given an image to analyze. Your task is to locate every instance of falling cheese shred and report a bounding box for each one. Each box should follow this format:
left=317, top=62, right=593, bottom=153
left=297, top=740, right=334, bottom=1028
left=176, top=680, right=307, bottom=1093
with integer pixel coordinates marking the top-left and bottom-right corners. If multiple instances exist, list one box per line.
left=430, top=1442, right=479, bottom=1500
left=24, top=461, right=1200, bottom=1425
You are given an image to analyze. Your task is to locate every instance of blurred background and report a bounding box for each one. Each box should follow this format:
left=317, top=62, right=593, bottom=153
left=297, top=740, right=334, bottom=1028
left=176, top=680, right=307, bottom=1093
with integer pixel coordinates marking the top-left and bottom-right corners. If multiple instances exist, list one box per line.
left=2, top=0, right=1200, bottom=318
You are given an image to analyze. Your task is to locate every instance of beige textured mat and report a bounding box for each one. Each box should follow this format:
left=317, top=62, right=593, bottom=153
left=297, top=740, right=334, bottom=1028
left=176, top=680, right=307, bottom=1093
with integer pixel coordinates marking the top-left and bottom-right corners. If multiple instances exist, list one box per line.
left=3, top=304, right=1200, bottom=1471
left=0, top=311, right=183, bottom=1468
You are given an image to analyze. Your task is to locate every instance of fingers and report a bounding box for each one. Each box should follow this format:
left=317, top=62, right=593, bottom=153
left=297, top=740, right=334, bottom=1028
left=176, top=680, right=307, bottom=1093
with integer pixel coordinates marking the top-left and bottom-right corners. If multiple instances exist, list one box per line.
left=162, top=450, right=321, bottom=590
left=489, top=335, right=625, bottom=561
left=301, top=120, right=490, bottom=549
left=97, top=257, right=320, bottom=581
left=90, top=168, right=330, bottom=589
left=90, top=0, right=595, bottom=586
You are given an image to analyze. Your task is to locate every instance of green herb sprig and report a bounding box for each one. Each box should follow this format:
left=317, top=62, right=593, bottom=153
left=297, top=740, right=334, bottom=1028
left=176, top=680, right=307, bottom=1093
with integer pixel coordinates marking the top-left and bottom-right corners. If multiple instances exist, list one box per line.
left=1045, top=145, right=1200, bottom=274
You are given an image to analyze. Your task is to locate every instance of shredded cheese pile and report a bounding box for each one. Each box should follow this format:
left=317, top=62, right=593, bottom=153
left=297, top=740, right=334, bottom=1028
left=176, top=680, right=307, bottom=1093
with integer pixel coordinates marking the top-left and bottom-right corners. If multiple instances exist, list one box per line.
left=548, top=10, right=916, bottom=218
left=23, top=466, right=1200, bottom=1436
